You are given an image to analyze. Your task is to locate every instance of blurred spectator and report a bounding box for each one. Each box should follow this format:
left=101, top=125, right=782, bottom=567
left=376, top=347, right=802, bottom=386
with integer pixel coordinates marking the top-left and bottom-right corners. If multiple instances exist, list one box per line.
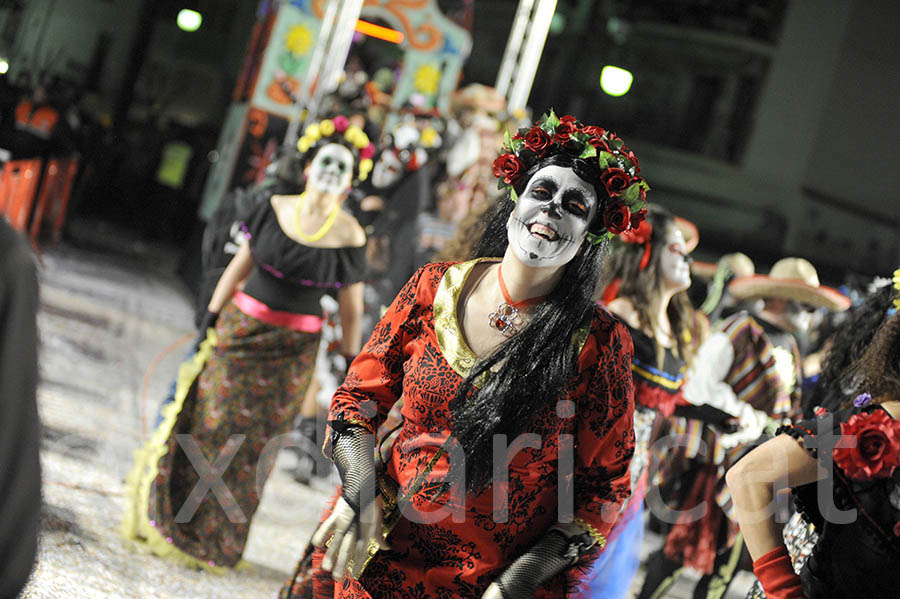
left=0, top=219, right=41, bottom=597
left=5, top=79, right=74, bottom=159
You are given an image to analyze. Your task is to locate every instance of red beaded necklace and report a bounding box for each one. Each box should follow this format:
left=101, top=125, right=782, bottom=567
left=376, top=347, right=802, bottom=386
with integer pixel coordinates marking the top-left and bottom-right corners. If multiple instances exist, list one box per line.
left=488, top=264, right=548, bottom=335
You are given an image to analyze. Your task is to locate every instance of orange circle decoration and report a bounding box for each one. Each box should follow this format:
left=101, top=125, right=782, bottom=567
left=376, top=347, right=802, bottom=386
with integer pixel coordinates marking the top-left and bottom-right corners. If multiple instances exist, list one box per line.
left=247, top=109, right=269, bottom=138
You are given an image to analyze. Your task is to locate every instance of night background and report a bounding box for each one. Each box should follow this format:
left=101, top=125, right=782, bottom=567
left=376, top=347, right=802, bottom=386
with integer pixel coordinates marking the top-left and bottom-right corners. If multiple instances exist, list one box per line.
left=4, top=2, right=900, bottom=598
left=2, top=0, right=897, bottom=281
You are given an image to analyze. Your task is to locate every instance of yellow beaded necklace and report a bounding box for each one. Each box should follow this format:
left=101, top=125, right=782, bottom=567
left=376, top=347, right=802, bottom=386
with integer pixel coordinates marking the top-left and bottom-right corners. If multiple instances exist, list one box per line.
left=294, top=192, right=340, bottom=243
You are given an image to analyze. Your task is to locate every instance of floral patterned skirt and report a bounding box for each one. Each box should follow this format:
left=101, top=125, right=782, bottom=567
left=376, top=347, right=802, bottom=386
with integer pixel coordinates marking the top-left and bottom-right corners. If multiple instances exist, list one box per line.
left=122, top=301, right=319, bottom=569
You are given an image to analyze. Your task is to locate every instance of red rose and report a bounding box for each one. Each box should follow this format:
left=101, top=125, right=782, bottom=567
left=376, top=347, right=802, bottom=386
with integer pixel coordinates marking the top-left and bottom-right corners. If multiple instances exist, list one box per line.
left=555, top=116, right=578, bottom=143
left=603, top=202, right=631, bottom=234
left=620, top=218, right=652, bottom=245
left=601, top=167, right=630, bottom=196
left=833, top=410, right=900, bottom=481
left=493, top=153, right=524, bottom=185
left=623, top=150, right=640, bottom=172
left=581, top=125, right=607, bottom=139
left=588, top=137, right=611, bottom=152
left=524, top=126, right=552, bottom=155
left=629, top=208, right=647, bottom=229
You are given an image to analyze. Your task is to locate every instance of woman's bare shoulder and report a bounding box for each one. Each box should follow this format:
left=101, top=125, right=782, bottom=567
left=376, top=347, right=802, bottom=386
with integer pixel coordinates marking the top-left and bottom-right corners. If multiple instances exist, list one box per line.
left=336, top=211, right=366, bottom=247
left=607, top=297, right=640, bottom=328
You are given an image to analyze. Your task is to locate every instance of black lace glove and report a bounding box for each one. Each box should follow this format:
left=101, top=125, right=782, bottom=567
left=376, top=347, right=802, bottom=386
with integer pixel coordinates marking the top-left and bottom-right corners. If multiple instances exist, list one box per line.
left=330, top=422, right=378, bottom=515
left=495, top=527, right=596, bottom=599
left=192, top=310, right=219, bottom=353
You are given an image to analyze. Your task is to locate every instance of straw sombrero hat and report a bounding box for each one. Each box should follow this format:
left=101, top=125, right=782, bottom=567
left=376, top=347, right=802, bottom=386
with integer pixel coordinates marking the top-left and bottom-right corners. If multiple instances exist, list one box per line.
left=729, top=257, right=850, bottom=311
left=673, top=216, right=699, bottom=254
left=692, top=252, right=755, bottom=280
left=450, top=84, right=506, bottom=114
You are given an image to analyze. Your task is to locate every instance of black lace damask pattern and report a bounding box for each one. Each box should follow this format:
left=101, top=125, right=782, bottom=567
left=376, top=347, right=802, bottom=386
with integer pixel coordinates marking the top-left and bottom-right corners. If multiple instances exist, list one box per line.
left=283, top=261, right=637, bottom=599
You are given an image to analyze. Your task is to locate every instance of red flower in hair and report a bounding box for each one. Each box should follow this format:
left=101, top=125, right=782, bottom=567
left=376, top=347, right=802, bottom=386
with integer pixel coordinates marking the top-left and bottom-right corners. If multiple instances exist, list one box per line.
left=629, top=208, right=647, bottom=229
left=603, top=202, right=631, bottom=235
left=493, top=153, right=525, bottom=185
left=620, top=218, right=652, bottom=245
left=589, top=137, right=611, bottom=152
left=601, top=168, right=630, bottom=196
left=833, top=410, right=900, bottom=481
left=581, top=125, right=607, bottom=138
left=523, top=126, right=553, bottom=155
left=554, top=115, right=578, bottom=144
left=333, top=115, right=349, bottom=133
left=623, top=150, right=640, bottom=172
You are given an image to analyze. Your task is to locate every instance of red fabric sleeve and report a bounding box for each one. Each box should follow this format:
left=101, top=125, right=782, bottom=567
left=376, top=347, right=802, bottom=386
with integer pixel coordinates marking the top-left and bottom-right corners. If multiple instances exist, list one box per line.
left=571, top=316, right=636, bottom=546
left=752, top=545, right=804, bottom=599
left=325, top=264, right=439, bottom=454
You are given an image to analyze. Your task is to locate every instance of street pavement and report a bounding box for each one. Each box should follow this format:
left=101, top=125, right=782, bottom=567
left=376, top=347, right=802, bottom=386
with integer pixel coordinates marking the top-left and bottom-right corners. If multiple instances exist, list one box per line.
left=18, top=220, right=754, bottom=598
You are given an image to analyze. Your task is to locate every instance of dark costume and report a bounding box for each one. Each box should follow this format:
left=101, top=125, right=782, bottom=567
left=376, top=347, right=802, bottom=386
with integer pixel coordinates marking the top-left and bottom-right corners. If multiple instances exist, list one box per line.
left=579, top=325, right=688, bottom=599
left=0, top=220, right=41, bottom=597
left=281, top=259, right=637, bottom=598
left=638, top=311, right=800, bottom=599
left=122, top=200, right=366, bottom=569
left=749, top=404, right=900, bottom=598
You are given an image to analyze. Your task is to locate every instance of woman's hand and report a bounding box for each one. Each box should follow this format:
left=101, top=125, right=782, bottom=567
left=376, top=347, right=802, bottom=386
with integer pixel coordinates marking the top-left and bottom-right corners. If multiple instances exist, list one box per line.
left=311, top=496, right=388, bottom=580
left=481, top=582, right=504, bottom=599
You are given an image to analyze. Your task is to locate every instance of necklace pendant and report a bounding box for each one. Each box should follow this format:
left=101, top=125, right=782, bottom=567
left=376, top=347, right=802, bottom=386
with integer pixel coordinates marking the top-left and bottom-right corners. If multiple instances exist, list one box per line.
left=489, top=303, right=520, bottom=336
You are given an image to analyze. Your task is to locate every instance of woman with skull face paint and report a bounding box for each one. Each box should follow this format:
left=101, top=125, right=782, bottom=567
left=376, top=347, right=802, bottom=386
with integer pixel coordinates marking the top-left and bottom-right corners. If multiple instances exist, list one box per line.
left=279, top=112, right=644, bottom=599
left=122, top=117, right=374, bottom=570
left=579, top=206, right=740, bottom=599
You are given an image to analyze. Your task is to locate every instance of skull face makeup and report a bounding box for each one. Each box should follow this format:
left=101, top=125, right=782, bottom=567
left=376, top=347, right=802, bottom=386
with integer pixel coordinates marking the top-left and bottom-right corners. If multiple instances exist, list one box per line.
left=371, top=150, right=403, bottom=190
left=659, top=225, right=691, bottom=291
left=307, top=143, right=354, bottom=195
left=507, top=165, right=599, bottom=268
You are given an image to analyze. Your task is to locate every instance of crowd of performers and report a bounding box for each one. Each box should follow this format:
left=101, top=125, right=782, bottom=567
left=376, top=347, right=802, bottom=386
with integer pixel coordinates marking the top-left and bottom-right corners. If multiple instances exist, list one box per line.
left=119, top=99, right=900, bottom=599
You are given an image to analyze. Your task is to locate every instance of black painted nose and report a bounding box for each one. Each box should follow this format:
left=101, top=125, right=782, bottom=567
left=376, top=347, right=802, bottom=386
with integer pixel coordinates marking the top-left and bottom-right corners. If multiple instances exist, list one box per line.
left=541, top=201, right=562, bottom=218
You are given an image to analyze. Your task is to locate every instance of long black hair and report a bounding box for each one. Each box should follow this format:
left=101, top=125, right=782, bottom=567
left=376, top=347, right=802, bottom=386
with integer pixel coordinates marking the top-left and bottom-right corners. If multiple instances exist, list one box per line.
left=450, top=153, right=611, bottom=493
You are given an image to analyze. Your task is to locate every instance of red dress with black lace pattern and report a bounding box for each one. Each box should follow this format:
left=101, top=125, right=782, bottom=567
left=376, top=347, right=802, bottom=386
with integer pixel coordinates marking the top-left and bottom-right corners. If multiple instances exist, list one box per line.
left=280, top=259, right=636, bottom=599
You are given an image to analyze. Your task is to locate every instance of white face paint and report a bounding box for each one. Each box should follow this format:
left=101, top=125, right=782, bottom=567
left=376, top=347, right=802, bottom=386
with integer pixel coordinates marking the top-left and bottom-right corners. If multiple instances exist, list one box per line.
left=659, top=226, right=691, bottom=291
left=307, top=143, right=354, bottom=195
left=371, top=150, right=403, bottom=189
left=507, top=165, right=598, bottom=268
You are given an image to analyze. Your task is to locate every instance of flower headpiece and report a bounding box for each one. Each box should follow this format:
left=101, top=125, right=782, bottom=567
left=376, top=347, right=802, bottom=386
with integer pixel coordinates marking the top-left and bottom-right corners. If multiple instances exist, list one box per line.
left=296, top=115, right=377, bottom=181
left=492, top=110, right=650, bottom=244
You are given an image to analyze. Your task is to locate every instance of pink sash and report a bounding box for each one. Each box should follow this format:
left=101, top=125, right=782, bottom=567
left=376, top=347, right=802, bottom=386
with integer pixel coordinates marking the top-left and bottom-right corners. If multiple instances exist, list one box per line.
left=233, top=291, right=323, bottom=333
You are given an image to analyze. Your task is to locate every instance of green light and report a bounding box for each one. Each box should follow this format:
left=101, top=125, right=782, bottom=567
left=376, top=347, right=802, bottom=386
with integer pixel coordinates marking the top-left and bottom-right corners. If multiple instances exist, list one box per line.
left=600, top=65, right=633, bottom=97
left=177, top=9, right=203, bottom=32
left=0, top=59, right=8, bottom=75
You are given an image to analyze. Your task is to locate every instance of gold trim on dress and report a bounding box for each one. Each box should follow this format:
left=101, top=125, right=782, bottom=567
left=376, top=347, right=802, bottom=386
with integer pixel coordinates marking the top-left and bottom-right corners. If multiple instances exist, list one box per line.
left=433, top=258, right=497, bottom=379
left=433, top=258, right=593, bottom=379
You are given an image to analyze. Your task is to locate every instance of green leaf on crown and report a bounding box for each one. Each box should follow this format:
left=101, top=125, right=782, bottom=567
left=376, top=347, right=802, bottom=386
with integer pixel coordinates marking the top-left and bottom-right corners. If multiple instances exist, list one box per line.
left=579, top=144, right=597, bottom=159
left=597, top=151, right=617, bottom=168
left=542, top=110, right=560, bottom=132
left=509, top=186, right=519, bottom=204
left=623, top=182, right=641, bottom=205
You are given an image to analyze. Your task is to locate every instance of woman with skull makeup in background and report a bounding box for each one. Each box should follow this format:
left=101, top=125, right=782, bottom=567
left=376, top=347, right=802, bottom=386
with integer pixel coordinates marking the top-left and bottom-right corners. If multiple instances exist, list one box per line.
left=122, top=116, right=373, bottom=570
left=579, top=206, right=742, bottom=599
left=279, top=112, right=643, bottom=599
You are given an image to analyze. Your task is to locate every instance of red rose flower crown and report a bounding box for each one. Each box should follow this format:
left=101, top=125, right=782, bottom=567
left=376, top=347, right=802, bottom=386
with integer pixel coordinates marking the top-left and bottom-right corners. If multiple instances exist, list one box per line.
left=492, top=110, right=650, bottom=244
